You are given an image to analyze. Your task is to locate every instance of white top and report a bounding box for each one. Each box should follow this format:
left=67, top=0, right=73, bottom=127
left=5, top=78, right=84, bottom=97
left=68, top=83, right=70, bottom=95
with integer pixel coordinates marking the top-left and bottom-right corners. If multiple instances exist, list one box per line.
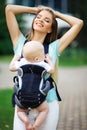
left=15, top=58, right=51, bottom=72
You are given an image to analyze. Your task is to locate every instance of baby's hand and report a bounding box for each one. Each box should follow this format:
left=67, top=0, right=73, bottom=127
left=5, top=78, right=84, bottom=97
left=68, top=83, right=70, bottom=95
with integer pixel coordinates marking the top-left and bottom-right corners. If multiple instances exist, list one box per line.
left=45, top=54, right=52, bottom=63
left=33, top=125, right=39, bottom=130
left=25, top=122, right=33, bottom=130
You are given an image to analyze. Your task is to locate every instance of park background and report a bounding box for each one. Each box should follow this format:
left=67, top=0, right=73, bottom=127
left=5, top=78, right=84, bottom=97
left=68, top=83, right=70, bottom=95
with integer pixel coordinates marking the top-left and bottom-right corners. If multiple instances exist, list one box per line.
left=0, top=0, right=87, bottom=130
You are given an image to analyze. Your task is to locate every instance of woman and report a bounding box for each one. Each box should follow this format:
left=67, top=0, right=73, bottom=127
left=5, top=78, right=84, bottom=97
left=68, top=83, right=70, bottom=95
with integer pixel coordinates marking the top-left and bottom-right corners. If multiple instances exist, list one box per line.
left=5, top=4, right=83, bottom=130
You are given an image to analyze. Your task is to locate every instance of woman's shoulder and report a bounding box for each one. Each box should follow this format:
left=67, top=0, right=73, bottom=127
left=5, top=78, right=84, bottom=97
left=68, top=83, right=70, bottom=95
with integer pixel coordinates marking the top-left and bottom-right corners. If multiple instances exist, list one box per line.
left=49, top=39, right=59, bottom=53
left=17, top=33, right=26, bottom=44
left=48, top=39, right=60, bottom=64
left=14, top=33, right=26, bottom=56
left=49, top=39, right=59, bottom=47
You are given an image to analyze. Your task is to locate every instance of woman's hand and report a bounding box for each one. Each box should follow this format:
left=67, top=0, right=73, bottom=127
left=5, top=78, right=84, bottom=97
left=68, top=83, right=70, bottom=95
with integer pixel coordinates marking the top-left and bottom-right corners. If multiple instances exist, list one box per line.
left=37, top=5, right=54, bottom=13
left=5, top=5, right=40, bottom=46
left=54, top=10, right=83, bottom=53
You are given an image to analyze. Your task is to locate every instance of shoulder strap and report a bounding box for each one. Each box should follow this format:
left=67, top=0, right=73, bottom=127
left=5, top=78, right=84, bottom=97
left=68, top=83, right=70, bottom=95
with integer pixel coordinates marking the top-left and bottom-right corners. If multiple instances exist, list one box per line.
left=50, top=77, right=62, bottom=101
left=43, top=42, right=49, bottom=54
left=21, top=40, right=28, bottom=58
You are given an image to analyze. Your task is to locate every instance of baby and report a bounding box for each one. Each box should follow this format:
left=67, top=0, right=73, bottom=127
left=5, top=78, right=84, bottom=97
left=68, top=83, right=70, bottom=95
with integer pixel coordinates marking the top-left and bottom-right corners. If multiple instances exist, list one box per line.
left=9, top=41, right=54, bottom=130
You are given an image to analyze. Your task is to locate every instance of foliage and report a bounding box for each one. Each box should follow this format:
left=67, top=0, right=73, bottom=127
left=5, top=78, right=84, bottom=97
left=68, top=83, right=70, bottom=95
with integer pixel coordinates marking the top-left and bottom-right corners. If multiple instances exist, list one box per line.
left=59, top=48, right=87, bottom=66
left=68, top=0, right=87, bottom=48
left=0, top=0, right=13, bottom=54
left=0, top=39, right=13, bottom=55
left=0, top=55, right=13, bottom=62
left=0, top=0, right=8, bottom=39
left=0, top=1, right=25, bottom=55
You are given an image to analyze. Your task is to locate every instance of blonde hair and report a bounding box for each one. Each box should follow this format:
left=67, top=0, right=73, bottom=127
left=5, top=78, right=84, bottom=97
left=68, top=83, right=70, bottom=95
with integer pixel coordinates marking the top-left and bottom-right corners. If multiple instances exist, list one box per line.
left=23, top=41, right=45, bottom=62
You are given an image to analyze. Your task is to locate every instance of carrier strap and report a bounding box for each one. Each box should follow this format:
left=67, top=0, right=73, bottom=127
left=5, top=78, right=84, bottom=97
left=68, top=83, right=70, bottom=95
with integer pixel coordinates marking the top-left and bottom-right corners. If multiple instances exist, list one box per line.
left=50, top=77, right=62, bottom=101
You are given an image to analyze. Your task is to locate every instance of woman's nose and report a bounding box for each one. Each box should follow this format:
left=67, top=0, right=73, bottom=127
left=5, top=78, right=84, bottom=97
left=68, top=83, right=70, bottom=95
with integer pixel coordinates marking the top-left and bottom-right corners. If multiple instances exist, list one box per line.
left=38, top=18, right=44, bottom=22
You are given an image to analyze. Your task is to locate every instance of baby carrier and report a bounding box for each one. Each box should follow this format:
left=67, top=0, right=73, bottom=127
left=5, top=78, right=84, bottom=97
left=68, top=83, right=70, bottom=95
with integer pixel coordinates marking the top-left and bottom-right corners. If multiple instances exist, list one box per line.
left=12, top=40, right=61, bottom=109
left=13, top=64, right=54, bottom=109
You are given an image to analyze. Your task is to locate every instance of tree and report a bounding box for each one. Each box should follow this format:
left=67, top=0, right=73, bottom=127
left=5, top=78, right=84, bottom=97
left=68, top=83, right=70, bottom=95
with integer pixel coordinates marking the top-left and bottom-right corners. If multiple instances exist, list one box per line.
left=0, top=1, right=13, bottom=54
left=0, top=1, right=8, bottom=39
left=0, top=1, right=25, bottom=54
left=68, top=0, right=87, bottom=48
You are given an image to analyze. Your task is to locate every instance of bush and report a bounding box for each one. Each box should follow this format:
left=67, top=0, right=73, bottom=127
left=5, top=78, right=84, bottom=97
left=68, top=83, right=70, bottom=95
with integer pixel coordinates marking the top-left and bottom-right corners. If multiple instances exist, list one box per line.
left=0, top=1, right=25, bottom=55
left=59, top=48, right=87, bottom=66
left=0, top=1, right=13, bottom=55
left=0, top=39, right=13, bottom=55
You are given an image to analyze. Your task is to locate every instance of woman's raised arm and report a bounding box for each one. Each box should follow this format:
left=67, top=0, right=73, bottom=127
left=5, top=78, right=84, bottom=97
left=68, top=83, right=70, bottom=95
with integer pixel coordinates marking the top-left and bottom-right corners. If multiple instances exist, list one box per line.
left=5, top=5, right=39, bottom=47
left=54, top=11, right=83, bottom=53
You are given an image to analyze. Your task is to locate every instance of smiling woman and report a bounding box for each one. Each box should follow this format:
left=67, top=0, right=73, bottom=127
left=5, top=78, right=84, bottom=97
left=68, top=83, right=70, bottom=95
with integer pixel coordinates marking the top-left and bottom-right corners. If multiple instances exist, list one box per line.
left=5, top=4, right=83, bottom=130
left=33, top=10, right=53, bottom=33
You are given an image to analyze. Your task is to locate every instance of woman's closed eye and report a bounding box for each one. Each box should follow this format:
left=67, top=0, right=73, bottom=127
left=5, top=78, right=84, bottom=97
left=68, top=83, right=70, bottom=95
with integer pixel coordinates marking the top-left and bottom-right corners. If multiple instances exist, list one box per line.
left=36, top=15, right=50, bottom=23
left=44, top=18, right=50, bottom=23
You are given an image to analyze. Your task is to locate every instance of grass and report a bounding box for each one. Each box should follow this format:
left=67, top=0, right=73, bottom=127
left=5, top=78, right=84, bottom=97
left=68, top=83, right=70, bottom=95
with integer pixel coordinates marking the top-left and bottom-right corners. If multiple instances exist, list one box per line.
left=0, top=89, right=14, bottom=130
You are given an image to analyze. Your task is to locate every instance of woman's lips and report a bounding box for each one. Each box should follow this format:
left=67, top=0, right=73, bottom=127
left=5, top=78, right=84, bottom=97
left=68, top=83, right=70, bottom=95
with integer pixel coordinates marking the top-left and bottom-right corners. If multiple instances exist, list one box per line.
left=35, top=22, right=43, bottom=27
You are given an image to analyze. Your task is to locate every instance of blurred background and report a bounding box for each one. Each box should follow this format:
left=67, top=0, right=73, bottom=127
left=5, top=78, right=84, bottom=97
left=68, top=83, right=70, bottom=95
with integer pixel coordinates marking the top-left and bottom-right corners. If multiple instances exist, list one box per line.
left=0, top=0, right=87, bottom=130
left=0, top=0, right=87, bottom=56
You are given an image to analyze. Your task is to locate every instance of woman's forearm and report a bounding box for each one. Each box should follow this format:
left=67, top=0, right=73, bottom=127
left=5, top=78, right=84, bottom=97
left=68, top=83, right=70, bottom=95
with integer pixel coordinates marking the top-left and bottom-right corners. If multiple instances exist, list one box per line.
left=5, top=5, right=39, bottom=46
left=5, top=4, right=39, bottom=15
left=55, top=11, right=83, bottom=27
left=55, top=11, right=83, bottom=53
left=9, top=55, right=20, bottom=72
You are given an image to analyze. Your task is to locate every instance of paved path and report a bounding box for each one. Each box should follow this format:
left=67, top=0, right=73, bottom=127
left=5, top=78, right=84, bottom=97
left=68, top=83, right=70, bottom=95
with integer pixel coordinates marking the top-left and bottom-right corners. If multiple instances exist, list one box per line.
left=0, top=62, right=87, bottom=130
left=57, top=67, right=87, bottom=130
left=0, top=62, right=16, bottom=89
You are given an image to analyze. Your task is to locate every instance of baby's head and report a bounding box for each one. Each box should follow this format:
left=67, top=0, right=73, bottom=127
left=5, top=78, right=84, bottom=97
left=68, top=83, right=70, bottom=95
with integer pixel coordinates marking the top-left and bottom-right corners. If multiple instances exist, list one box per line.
left=23, top=41, right=45, bottom=62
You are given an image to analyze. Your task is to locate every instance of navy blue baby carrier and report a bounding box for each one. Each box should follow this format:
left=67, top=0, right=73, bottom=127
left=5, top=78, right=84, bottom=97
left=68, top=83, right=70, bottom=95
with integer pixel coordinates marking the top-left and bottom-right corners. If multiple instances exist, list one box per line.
left=12, top=41, right=61, bottom=109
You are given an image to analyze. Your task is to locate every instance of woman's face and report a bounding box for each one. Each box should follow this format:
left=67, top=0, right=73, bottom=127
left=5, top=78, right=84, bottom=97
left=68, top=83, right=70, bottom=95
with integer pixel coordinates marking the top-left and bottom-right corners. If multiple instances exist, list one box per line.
left=33, top=10, right=53, bottom=34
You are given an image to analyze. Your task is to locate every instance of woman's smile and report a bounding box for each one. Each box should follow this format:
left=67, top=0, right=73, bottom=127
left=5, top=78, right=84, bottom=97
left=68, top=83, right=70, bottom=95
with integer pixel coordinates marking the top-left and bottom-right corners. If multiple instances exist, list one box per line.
left=35, top=21, right=44, bottom=27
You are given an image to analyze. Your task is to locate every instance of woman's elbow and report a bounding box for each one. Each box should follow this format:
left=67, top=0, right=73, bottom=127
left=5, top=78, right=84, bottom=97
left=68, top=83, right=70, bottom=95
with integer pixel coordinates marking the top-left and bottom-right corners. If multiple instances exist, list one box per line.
left=5, top=5, right=10, bottom=12
left=5, top=5, right=13, bottom=14
left=74, top=19, right=84, bottom=34
left=80, top=19, right=84, bottom=25
left=9, top=65, right=13, bottom=72
left=9, top=65, right=16, bottom=72
left=78, top=19, right=84, bottom=29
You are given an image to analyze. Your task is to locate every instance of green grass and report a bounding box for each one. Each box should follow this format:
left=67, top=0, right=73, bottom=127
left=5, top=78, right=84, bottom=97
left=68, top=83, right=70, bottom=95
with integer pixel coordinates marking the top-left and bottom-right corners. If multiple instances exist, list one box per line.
left=0, top=89, right=14, bottom=130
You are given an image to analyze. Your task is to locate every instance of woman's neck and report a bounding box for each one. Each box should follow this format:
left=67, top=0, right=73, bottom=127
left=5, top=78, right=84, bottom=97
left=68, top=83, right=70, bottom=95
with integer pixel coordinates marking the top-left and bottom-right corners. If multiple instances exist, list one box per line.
left=31, top=31, right=46, bottom=43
